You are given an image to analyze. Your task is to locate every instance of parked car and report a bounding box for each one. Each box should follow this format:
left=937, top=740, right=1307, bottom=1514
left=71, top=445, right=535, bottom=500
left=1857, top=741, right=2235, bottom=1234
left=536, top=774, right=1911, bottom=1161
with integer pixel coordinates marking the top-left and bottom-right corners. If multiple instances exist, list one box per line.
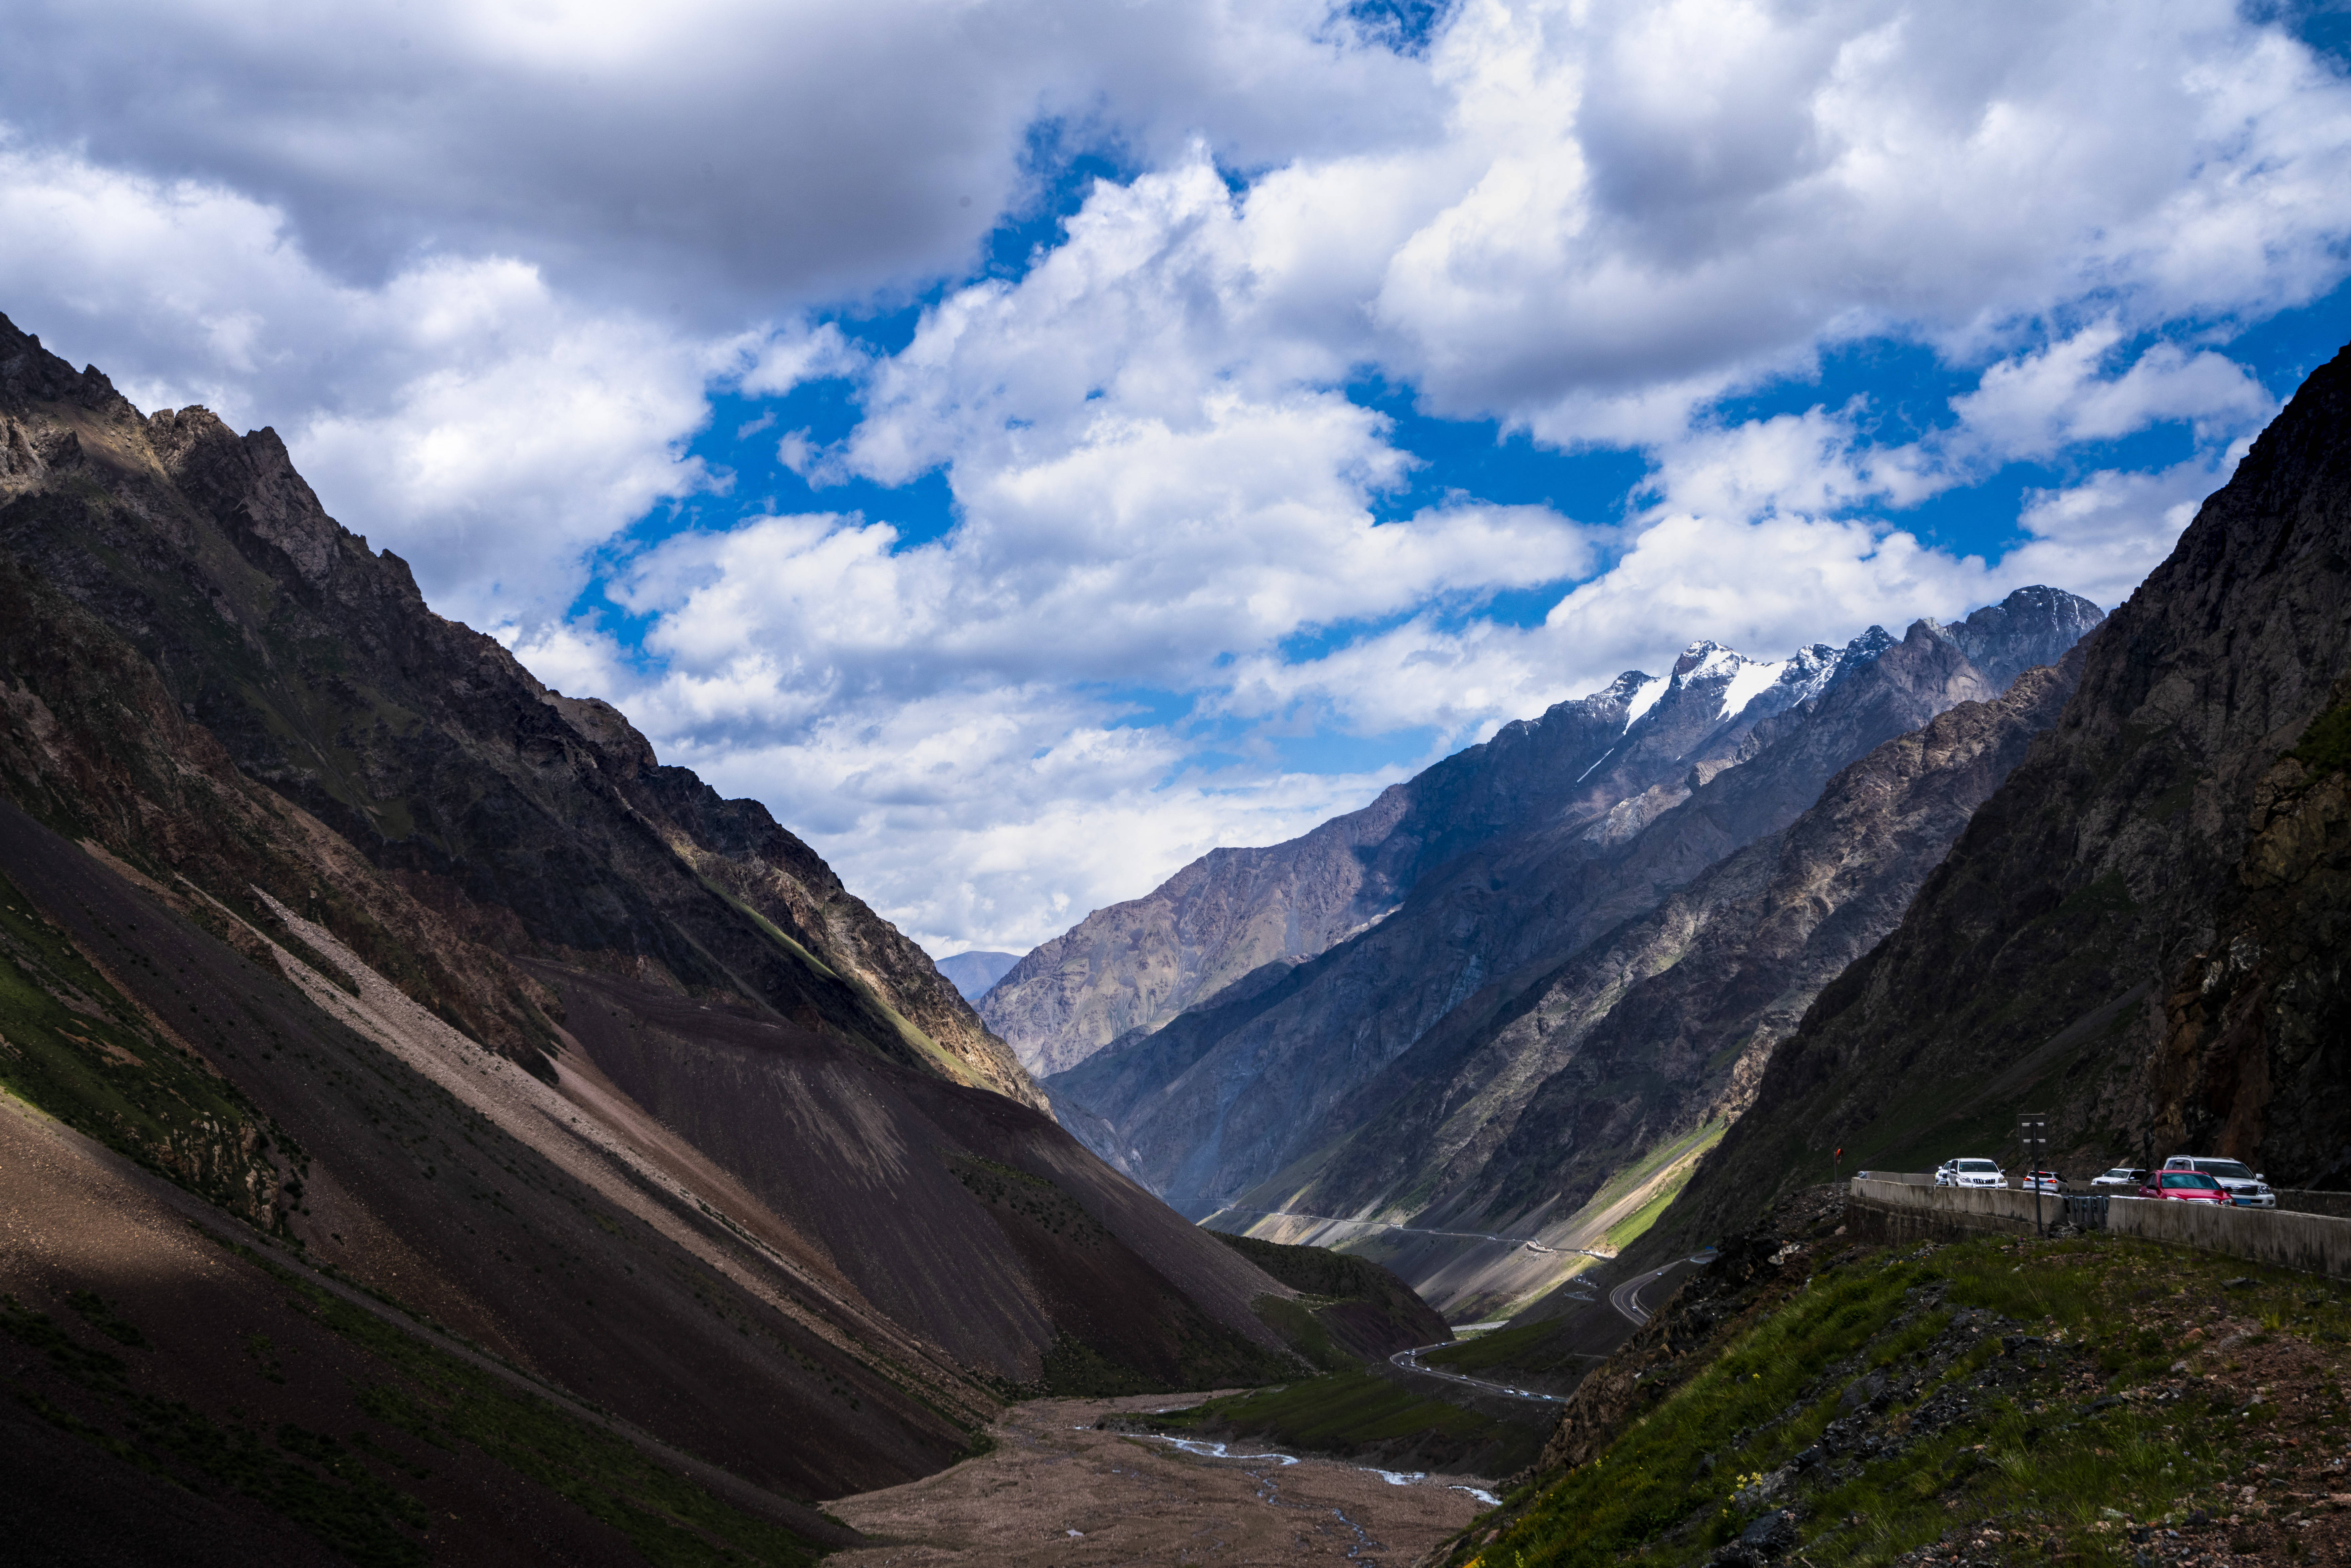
left=2137, top=1170, right=2231, bottom=1204
left=2020, top=1170, right=2063, bottom=1194
left=2162, top=1155, right=2276, bottom=1208
left=1935, top=1158, right=2005, bottom=1190
left=2090, top=1167, right=2142, bottom=1191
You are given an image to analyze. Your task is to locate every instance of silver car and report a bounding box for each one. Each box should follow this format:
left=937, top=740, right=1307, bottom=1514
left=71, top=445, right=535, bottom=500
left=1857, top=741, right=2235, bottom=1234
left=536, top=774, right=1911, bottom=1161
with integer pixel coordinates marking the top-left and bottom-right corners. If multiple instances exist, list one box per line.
left=2090, top=1166, right=2140, bottom=1191
left=1935, top=1158, right=2005, bottom=1190
left=2163, top=1156, right=2275, bottom=1208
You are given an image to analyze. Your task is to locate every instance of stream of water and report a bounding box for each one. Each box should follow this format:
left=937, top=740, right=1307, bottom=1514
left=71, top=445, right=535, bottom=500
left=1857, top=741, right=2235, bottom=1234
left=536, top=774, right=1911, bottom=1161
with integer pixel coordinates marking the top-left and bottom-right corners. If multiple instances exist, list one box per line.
left=1135, top=1433, right=1502, bottom=1507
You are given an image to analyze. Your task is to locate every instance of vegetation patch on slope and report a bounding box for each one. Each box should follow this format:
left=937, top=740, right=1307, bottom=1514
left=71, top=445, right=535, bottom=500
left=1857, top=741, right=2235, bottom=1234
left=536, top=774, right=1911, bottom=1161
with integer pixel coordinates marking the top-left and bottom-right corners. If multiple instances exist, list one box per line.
left=1033, top=1319, right=1300, bottom=1399
left=1605, top=1160, right=1704, bottom=1254
left=1140, top=1365, right=1551, bottom=1477
left=1212, top=1230, right=1452, bottom=1361
left=2288, top=696, right=2351, bottom=779
left=0, top=869, right=285, bottom=1227
left=1420, top=1319, right=1605, bottom=1387
left=1433, top=1226, right=2351, bottom=1567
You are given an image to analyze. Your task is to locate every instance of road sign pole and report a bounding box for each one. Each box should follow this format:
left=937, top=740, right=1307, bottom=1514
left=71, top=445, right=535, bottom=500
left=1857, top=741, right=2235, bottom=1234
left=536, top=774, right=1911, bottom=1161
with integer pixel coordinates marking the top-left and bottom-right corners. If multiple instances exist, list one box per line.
left=2020, top=1113, right=2049, bottom=1238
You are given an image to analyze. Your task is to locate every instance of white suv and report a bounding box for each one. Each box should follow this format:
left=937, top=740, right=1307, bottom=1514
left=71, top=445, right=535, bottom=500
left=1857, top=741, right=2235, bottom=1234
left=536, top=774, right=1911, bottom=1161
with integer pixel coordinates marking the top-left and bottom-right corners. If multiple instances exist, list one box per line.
left=1935, top=1158, right=2005, bottom=1190
left=2163, top=1156, right=2275, bottom=1208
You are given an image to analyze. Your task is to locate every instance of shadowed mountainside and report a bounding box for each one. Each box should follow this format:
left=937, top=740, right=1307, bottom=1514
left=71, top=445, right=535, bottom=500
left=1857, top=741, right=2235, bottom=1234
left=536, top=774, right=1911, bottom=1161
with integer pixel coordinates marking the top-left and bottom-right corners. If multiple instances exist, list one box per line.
left=0, top=311, right=1035, bottom=1111
left=0, top=311, right=1352, bottom=1559
left=1649, top=338, right=2351, bottom=1261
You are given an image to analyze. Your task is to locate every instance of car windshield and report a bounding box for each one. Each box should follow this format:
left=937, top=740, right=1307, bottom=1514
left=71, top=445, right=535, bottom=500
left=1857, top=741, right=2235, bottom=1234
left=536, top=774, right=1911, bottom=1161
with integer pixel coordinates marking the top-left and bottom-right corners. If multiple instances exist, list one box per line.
left=2162, top=1172, right=2220, bottom=1188
left=1957, top=1160, right=1997, bottom=1172
left=2196, top=1160, right=2255, bottom=1180
left=2103, top=1169, right=2132, bottom=1179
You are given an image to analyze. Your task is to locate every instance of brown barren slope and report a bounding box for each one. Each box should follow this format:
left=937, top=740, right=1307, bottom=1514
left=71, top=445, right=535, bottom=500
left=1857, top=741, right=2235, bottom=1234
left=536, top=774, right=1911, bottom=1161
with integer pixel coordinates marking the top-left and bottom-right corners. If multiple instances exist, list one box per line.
left=0, top=309, right=1323, bottom=1558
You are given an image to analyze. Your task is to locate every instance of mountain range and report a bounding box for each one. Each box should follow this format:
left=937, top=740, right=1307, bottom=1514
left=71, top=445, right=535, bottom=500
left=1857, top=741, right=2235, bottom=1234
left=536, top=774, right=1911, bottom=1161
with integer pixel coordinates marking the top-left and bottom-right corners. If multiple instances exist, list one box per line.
left=1010, top=585, right=2101, bottom=1315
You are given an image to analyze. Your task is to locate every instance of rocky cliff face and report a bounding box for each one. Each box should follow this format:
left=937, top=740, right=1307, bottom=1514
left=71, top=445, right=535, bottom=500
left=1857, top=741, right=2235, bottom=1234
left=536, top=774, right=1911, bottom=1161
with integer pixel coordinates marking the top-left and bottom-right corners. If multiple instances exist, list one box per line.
left=1655, top=340, right=2351, bottom=1256
left=1045, top=591, right=2101, bottom=1220
left=986, top=633, right=1908, bottom=1078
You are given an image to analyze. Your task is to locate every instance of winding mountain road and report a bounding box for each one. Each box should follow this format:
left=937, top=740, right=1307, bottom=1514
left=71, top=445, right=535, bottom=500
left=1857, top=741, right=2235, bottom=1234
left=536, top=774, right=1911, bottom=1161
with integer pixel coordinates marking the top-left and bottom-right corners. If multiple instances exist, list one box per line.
left=1383, top=1250, right=1717, bottom=1408
left=1388, top=1341, right=1569, bottom=1404
left=1607, top=1256, right=1712, bottom=1325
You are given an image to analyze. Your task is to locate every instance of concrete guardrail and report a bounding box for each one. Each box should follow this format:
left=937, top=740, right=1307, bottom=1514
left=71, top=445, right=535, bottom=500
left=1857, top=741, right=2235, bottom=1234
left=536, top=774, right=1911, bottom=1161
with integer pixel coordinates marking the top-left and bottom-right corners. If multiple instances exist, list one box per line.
left=2277, top=1190, right=2351, bottom=1220
left=1847, top=1178, right=2051, bottom=1241
left=1847, top=1176, right=2351, bottom=1280
left=2109, top=1196, right=2351, bottom=1280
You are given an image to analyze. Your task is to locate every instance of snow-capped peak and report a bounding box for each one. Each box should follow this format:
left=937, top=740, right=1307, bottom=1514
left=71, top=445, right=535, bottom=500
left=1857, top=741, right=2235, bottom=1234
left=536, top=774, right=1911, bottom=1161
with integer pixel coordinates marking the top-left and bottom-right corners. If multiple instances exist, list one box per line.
left=1678, top=641, right=1742, bottom=681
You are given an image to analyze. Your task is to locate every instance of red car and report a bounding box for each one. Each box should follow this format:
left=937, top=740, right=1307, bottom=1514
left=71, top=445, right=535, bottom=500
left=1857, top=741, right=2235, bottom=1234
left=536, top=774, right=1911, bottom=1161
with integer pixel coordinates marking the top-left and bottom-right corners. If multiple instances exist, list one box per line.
left=2138, top=1170, right=2231, bottom=1204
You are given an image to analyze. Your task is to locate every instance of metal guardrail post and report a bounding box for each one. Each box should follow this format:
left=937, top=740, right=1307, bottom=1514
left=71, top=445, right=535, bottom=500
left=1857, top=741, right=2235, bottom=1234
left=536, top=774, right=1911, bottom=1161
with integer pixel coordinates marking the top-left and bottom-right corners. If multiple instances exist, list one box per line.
left=2057, top=1193, right=2108, bottom=1231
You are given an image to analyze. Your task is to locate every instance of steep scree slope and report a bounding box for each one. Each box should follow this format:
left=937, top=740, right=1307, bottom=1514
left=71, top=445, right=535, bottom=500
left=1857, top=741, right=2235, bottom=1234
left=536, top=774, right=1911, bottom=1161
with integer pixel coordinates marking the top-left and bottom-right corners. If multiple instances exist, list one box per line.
left=0, top=311, right=1310, bottom=1557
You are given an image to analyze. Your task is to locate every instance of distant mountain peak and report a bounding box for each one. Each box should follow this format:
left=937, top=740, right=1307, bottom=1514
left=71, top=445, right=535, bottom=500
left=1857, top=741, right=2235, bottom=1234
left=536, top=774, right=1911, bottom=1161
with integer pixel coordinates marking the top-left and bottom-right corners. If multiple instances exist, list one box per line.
left=935, top=950, right=1025, bottom=1002
left=1843, top=624, right=1898, bottom=661
left=1673, top=639, right=1741, bottom=677
left=1920, top=585, right=2107, bottom=689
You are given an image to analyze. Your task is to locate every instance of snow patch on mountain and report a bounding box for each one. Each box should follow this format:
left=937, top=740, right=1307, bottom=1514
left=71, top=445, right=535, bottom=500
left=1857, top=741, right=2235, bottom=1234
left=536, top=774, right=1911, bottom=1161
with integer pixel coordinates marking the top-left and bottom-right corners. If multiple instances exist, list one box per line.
left=1621, top=675, right=1670, bottom=732
left=1717, top=658, right=1786, bottom=720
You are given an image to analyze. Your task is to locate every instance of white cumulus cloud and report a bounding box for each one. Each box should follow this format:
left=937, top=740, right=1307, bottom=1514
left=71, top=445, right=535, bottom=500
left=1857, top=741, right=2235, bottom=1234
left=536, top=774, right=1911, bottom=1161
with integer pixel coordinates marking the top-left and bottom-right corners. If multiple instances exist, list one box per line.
left=2, top=0, right=2348, bottom=952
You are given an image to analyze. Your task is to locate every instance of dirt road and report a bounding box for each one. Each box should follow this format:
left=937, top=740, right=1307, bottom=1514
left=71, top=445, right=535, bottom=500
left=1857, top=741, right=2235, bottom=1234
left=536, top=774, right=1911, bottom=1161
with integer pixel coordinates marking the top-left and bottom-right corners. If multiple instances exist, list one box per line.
left=826, top=1393, right=1495, bottom=1566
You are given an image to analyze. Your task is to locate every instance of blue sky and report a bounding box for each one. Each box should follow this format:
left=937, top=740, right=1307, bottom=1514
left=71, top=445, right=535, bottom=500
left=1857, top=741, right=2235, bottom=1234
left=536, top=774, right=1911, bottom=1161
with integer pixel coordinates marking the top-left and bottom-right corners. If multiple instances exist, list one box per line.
left=3, top=0, right=2348, bottom=953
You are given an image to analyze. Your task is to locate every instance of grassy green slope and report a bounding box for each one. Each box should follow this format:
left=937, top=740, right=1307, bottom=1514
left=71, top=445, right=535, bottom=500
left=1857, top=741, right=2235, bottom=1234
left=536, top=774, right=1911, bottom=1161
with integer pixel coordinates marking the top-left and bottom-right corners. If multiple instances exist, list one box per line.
left=1431, top=1233, right=2351, bottom=1567
left=1211, top=1230, right=1453, bottom=1363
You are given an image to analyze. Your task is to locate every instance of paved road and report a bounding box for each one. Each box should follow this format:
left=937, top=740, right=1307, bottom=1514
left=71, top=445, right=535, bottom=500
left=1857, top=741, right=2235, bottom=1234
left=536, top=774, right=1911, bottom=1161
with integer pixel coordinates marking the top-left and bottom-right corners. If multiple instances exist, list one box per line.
left=1389, top=1340, right=1570, bottom=1404
left=1385, top=1250, right=1716, bottom=1404
left=1219, top=1208, right=1612, bottom=1259
left=1606, top=1255, right=1713, bottom=1325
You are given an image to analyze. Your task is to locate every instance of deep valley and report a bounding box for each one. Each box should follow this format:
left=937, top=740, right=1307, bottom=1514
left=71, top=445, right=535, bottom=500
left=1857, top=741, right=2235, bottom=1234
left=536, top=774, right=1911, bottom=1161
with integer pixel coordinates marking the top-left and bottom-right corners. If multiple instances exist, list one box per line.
left=3, top=306, right=2351, bottom=1568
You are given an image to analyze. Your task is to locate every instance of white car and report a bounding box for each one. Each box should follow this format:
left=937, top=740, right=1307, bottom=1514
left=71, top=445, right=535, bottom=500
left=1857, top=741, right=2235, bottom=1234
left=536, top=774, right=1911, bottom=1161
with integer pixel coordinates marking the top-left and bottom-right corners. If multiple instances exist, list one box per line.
left=2090, top=1167, right=2140, bottom=1191
left=2020, top=1170, right=2062, bottom=1194
left=2163, top=1156, right=2276, bottom=1208
left=1935, top=1158, right=2005, bottom=1190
